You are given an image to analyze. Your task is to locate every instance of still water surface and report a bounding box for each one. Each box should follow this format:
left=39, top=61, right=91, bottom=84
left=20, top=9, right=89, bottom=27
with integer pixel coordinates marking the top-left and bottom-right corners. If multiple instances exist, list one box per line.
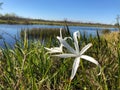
left=0, top=24, right=117, bottom=48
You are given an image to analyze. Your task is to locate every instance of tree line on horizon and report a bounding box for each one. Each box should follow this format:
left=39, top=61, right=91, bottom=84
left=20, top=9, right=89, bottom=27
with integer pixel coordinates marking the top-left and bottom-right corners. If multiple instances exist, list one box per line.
left=0, top=12, right=115, bottom=27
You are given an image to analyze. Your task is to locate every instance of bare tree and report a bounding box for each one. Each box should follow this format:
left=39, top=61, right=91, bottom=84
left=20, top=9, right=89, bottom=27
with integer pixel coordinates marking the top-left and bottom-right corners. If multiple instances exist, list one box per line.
left=116, top=15, right=120, bottom=30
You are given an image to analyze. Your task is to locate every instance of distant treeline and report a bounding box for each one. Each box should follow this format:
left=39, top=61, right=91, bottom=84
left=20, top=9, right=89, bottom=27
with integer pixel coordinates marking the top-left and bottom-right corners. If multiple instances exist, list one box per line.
left=0, top=13, right=115, bottom=27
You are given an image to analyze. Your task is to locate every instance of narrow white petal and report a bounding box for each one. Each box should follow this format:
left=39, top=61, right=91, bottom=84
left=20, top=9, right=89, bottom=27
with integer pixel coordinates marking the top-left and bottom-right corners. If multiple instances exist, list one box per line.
left=57, top=36, right=76, bottom=54
left=80, top=43, right=92, bottom=55
left=81, top=55, right=101, bottom=75
left=80, top=55, right=100, bottom=66
left=52, top=53, right=76, bottom=58
left=70, top=57, right=80, bottom=81
left=59, top=43, right=63, bottom=47
left=44, top=47, right=51, bottom=51
left=45, top=47, right=62, bottom=53
left=97, top=65, right=102, bottom=76
left=63, top=37, right=72, bottom=47
left=73, top=31, right=80, bottom=53
left=60, top=28, right=62, bottom=38
left=64, top=37, right=72, bottom=40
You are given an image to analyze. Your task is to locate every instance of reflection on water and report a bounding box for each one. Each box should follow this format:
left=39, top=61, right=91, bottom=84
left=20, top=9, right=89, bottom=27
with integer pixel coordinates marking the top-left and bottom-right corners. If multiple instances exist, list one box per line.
left=0, top=24, right=117, bottom=48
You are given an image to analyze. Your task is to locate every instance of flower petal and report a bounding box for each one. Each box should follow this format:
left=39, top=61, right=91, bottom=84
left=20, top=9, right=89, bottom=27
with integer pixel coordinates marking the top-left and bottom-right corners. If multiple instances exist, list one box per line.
left=70, top=57, right=80, bottom=81
left=64, top=37, right=72, bottom=41
left=73, top=31, right=80, bottom=53
left=80, top=55, right=100, bottom=67
left=57, top=36, right=76, bottom=54
left=60, top=28, right=62, bottom=38
left=45, top=46, right=62, bottom=53
left=81, top=55, right=101, bottom=75
left=52, top=53, right=76, bottom=58
left=80, top=43, right=92, bottom=55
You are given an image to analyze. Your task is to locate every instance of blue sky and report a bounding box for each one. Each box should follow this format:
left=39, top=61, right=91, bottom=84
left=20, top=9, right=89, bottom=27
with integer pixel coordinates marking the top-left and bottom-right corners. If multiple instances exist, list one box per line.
left=0, top=0, right=120, bottom=24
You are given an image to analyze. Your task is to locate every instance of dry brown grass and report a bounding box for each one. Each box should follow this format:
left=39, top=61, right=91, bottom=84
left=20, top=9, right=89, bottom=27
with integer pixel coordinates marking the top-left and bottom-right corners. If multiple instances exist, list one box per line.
left=102, top=31, right=119, bottom=43
left=102, top=31, right=120, bottom=56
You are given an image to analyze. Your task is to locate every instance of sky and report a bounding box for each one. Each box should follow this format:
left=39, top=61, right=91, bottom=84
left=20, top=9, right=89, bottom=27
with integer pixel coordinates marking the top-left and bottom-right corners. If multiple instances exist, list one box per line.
left=0, top=0, right=120, bottom=24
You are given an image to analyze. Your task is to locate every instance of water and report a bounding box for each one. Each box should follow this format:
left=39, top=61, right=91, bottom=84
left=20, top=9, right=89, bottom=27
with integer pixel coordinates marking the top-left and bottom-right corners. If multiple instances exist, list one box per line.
left=0, top=24, right=117, bottom=48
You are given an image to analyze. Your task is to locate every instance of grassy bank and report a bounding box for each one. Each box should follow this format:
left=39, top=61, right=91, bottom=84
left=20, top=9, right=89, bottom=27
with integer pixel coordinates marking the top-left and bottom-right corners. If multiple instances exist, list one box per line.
left=0, top=30, right=120, bottom=90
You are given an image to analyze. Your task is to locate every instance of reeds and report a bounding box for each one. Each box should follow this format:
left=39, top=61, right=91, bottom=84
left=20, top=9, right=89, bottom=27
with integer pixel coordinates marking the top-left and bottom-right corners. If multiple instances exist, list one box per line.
left=20, top=28, right=70, bottom=40
left=0, top=30, right=120, bottom=90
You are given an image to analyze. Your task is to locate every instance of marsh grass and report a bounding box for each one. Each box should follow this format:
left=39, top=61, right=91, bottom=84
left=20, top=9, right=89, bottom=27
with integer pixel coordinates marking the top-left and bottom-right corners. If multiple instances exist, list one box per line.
left=0, top=30, right=120, bottom=90
left=20, top=28, right=70, bottom=39
left=20, top=28, right=71, bottom=46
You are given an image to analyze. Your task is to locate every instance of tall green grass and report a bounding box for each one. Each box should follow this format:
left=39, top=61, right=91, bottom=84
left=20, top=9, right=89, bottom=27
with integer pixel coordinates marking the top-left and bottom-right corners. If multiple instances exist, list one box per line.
left=0, top=30, right=119, bottom=90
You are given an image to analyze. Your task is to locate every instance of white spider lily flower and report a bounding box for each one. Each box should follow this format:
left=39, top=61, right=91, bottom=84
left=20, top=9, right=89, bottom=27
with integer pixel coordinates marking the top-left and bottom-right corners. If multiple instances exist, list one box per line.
left=45, top=28, right=72, bottom=53
left=53, top=31, right=101, bottom=81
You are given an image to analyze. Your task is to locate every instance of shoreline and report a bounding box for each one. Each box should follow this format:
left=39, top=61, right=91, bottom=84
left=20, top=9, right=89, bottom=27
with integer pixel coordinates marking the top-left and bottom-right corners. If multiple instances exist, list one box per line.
left=0, top=18, right=116, bottom=28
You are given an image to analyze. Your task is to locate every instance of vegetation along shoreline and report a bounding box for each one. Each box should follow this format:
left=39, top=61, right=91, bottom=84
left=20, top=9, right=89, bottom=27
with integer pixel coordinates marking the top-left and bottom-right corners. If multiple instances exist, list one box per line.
left=0, top=13, right=116, bottom=28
